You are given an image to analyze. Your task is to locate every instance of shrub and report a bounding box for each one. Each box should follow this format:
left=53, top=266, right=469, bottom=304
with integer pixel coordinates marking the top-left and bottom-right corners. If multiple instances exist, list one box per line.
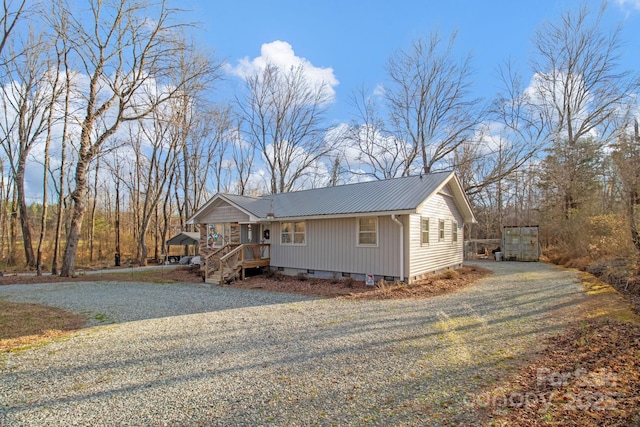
left=586, top=258, right=631, bottom=286
left=297, top=272, right=308, bottom=282
left=440, top=269, right=458, bottom=280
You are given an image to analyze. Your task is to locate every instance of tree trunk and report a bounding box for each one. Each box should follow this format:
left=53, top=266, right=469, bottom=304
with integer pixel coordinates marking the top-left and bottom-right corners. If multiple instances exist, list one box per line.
left=89, top=158, right=100, bottom=263
left=52, top=48, right=71, bottom=276
left=15, top=161, right=35, bottom=267
left=60, top=157, right=88, bottom=277
left=8, top=189, right=17, bottom=266
left=115, top=176, right=120, bottom=258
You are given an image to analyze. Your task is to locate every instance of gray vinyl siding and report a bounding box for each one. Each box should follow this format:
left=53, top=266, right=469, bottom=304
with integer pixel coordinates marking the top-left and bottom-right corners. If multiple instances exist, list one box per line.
left=408, top=190, right=464, bottom=279
left=270, top=216, right=402, bottom=277
left=201, top=200, right=250, bottom=223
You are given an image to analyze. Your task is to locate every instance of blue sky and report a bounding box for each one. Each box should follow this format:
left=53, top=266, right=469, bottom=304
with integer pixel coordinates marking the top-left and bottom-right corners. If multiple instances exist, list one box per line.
left=174, top=0, right=640, bottom=124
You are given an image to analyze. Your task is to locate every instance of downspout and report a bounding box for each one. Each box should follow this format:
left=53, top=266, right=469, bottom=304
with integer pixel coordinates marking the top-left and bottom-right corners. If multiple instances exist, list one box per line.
left=391, top=215, right=404, bottom=282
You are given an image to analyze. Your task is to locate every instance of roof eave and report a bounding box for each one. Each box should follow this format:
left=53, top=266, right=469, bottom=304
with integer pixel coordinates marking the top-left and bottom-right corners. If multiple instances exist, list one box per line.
left=186, top=193, right=262, bottom=224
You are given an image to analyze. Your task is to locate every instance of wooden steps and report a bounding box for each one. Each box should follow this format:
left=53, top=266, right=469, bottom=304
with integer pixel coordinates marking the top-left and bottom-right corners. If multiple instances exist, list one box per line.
left=205, top=264, right=242, bottom=285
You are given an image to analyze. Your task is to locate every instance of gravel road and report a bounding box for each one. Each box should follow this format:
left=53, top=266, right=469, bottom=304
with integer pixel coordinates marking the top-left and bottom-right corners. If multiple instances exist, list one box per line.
left=0, top=261, right=589, bottom=426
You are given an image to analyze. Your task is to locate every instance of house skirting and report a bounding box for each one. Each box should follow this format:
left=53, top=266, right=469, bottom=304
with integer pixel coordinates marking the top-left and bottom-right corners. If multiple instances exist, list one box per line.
left=269, top=266, right=400, bottom=284
left=269, top=263, right=463, bottom=284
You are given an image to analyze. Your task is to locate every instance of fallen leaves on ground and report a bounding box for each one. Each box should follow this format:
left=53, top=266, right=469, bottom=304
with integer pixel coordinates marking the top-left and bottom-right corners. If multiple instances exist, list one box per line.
left=475, top=319, right=640, bottom=426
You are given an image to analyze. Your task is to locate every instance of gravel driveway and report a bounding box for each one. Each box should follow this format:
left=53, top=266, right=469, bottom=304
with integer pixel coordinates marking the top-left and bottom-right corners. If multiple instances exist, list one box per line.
left=0, top=261, right=589, bottom=426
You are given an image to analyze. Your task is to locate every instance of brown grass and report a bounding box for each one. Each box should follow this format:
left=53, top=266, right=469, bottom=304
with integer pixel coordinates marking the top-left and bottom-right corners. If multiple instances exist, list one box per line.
left=0, top=300, right=86, bottom=352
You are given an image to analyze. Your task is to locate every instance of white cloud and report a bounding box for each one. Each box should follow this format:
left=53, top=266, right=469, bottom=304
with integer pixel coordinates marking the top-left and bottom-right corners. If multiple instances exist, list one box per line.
left=227, top=40, right=339, bottom=102
left=524, top=71, right=597, bottom=140
left=616, top=0, right=640, bottom=11
left=372, top=83, right=385, bottom=98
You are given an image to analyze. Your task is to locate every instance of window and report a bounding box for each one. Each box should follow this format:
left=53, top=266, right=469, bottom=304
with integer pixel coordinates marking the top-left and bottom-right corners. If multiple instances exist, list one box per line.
left=452, top=221, right=458, bottom=242
left=439, top=219, right=445, bottom=241
left=207, top=223, right=230, bottom=248
left=281, top=221, right=305, bottom=245
left=358, top=217, right=378, bottom=246
left=421, top=218, right=429, bottom=245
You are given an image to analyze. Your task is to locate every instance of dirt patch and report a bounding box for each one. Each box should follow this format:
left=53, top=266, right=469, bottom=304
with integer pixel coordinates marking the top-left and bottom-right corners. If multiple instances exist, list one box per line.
left=0, top=300, right=86, bottom=352
left=227, top=265, right=492, bottom=299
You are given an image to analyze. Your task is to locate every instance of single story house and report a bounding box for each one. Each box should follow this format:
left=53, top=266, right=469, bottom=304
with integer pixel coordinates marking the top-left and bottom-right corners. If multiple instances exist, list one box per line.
left=186, top=171, right=475, bottom=284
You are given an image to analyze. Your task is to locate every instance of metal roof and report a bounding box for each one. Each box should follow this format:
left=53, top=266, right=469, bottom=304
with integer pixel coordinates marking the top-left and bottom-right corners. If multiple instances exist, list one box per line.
left=188, top=171, right=475, bottom=223
left=267, top=172, right=453, bottom=217
left=166, top=232, right=200, bottom=246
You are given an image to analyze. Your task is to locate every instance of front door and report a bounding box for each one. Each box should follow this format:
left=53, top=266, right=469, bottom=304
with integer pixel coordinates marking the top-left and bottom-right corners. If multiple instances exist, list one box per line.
left=260, top=224, right=271, bottom=258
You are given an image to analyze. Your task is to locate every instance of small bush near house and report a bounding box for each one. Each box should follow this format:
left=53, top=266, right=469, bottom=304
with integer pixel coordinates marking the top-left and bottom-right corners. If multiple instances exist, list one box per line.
left=375, top=279, right=388, bottom=289
left=439, top=269, right=458, bottom=280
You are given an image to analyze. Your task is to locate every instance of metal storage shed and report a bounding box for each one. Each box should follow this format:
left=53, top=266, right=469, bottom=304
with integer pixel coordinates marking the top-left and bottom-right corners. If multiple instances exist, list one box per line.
left=501, top=226, right=540, bottom=261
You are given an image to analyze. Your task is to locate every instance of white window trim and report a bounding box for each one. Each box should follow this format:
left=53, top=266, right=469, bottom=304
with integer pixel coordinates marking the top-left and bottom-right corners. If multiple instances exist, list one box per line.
left=421, top=217, right=430, bottom=246
left=280, top=221, right=306, bottom=246
left=452, top=220, right=458, bottom=243
left=357, top=217, right=379, bottom=247
left=438, top=219, right=445, bottom=242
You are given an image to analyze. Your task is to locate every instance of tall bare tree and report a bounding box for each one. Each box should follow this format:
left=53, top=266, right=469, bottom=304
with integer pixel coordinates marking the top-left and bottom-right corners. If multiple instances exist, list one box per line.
left=171, top=38, right=223, bottom=229
left=36, top=39, right=66, bottom=275
left=531, top=4, right=639, bottom=214
left=131, top=109, right=180, bottom=265
left=49, top=25, right=73, bottom=275
left=0, top=29, right=59, bottom=267
left=345, top=86, right=416, bottom=179
left=230, top=122, right=255, bottom=195
left=237, top=63, right=332, bottom=194
left=48, top=0, right=213, bottom=276
left=385, top=31, right=483, bottom=174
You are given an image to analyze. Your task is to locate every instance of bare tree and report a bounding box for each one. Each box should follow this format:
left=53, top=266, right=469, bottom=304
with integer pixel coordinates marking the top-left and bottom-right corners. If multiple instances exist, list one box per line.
left=230, top=122, right=255, bottom=195
left=178, top=104, right=231, bottom=215
left=131, top=109, right=180, bottom=265
left=612, top=119, right=640, bottom=264
left=48, top=0, right=213, bottom=276
left=531, top=4, right=639, bottom=215
left=459, top=60, right=547, bottom=199
left=0, top=29, right=59, bottom=267
left=171, top=38, right=223, bottom=229
left=237, top=63, right=332, bottom=194
left=385, top=31, right=483, bottom=174
left=48, top=11, right=75, bottom=275
left=345, top=86, right=416, bottom=179
left=204, top=105, right=233, bottom=195
left=36, top=40, right=67, bottom=275
left=0, top=0, right=26, bottom=60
